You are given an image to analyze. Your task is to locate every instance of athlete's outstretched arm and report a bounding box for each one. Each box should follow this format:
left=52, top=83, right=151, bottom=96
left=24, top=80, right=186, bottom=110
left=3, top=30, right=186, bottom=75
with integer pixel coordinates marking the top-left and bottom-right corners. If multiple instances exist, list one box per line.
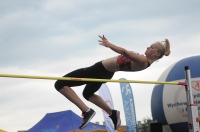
left=98, top=35, right=128, bottom=55
left=98, top=35, right=147, bottom=63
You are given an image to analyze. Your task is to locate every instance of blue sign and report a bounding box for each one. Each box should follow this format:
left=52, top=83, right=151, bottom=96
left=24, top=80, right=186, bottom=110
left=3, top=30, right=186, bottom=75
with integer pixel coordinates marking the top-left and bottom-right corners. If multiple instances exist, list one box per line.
left=120, top=78, right=137, bottom=132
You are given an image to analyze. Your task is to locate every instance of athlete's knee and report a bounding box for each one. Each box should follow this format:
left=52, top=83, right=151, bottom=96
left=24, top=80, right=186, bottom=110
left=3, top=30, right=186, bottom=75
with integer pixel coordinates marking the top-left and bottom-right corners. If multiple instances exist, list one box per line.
left=54, top=80, right=64, bottom=91
left=82, top=90, right=93, bottom=100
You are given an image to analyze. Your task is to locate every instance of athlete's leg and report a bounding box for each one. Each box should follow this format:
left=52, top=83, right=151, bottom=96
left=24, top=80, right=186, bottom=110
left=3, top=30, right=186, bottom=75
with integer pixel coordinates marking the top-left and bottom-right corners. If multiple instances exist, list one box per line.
left=59, top=86, right=89, bottom=112
left=54, top=68, right=91, bottom=112
left=89, top=94, right=112, bottom=115
left=83, top=83, right=121, bottom=130
left=83, top=83, right=112, bottom=115
left=59, top=85, right=96, bottom=129
left=54, top=66, right=98, bottom=129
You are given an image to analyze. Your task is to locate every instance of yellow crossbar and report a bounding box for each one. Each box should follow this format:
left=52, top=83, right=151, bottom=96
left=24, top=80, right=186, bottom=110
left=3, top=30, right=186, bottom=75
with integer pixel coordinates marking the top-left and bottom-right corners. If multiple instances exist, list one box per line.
left=0, top=74, right=185, bottom=85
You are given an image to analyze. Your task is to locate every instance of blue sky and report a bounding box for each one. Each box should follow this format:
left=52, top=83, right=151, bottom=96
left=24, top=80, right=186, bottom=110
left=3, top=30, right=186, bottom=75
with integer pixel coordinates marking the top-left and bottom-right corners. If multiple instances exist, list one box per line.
left=0, top=0, right=200, bottom=131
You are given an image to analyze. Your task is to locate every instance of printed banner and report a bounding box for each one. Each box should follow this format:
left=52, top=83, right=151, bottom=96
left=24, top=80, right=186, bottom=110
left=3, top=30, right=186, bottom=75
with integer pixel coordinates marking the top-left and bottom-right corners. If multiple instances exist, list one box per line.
left=98, top=84, right=115, bottom=132
left=120, top=78, right=137, bottom=132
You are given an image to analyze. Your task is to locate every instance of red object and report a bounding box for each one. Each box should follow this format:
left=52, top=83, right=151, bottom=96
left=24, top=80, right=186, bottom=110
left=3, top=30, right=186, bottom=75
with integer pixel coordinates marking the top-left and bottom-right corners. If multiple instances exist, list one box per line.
left=178, top=82, right=186, bottom=85
left=188, top=123, right=193, bottom=129
left=196, top=117, right=199, bottom=122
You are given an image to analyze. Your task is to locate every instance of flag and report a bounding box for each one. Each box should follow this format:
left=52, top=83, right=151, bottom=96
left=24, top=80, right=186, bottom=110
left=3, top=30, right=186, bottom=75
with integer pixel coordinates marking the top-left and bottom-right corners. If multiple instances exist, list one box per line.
left=98, top=84, right=115, bottom=132
left=120, top=78, right=137, bottom=132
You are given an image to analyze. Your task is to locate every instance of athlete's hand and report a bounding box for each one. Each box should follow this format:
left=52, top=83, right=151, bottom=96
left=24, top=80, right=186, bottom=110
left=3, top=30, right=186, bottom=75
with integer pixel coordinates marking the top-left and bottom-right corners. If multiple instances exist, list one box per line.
left=98, top=35, right=111, bottom=47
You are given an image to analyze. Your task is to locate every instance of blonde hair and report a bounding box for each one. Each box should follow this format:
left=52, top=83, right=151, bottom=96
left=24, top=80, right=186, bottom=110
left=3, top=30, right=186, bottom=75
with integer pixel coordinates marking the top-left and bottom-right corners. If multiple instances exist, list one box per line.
left=157, top=38, right=171, bottom=59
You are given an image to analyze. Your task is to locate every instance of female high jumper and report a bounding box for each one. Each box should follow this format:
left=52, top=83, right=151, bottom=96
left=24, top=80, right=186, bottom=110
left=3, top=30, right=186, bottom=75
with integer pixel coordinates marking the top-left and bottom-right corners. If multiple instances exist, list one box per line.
left=54, top=35, right=171, bottom=130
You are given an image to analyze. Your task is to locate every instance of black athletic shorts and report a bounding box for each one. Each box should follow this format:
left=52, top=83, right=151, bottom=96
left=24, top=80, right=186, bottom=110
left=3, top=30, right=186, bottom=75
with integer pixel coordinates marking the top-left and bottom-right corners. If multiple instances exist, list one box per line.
left=54, top=61, right=114, bottom=99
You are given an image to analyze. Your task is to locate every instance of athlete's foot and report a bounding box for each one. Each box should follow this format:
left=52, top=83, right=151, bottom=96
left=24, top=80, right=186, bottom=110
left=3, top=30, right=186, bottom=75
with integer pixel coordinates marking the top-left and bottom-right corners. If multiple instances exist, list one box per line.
left=79, top=108, right=96, bottom=129
left=109, top=110, right=121, bottom=130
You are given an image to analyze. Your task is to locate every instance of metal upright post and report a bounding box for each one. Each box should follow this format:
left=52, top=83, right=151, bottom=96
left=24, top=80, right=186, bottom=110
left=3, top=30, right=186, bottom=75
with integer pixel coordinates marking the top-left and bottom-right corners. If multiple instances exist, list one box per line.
left=185, top=66, right=200, bottom=132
